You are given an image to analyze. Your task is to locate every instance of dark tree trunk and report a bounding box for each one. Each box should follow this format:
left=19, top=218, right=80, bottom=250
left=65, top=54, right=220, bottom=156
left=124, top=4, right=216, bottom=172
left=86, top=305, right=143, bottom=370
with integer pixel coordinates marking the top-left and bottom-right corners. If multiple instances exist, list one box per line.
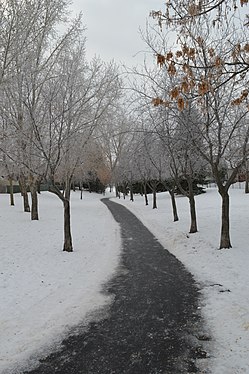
left=147, top=181, right=158, bottom=209
left=152, top=188, right=157, bottom=209
left=188, top=178, right=197, bottom=233
left=219, top=189, right=232, bottom=249
left=188, top=195, right=198, bottom=233
left=143, top=183, right=148, bottom=206
left=169, top=190, right=179, bottom=222
left=115, top=184, right=120, bottom=198
left=9, top=177, right=15, bottom=206
left=245, top=169, right=249, bottom=194
left=129, top=183, right=134, bottom=202
left=48, top=180, right=73, bottom=252
left=37, top=179, right=41, bottom=194
left=123, top=183, right=126, bottom=199
left=63, top=198, right=73, bottom=252
left=80, top=182, right=83, bottom=200
left=30, top=180, right=39, bottom=220
left=19, top=175, right=30, bottom=212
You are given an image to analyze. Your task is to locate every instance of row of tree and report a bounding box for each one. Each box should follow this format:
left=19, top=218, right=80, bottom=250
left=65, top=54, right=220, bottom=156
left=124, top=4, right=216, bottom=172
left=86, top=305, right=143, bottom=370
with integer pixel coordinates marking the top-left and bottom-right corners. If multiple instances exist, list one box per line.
left=0, top=0, right=123, bottom=251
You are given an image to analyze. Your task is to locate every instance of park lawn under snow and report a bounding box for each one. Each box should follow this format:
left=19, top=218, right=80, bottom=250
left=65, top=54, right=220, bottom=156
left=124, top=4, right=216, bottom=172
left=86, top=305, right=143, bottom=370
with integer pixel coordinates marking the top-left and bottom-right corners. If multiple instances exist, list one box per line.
left=1, top=184, right=249, bottom=374
left=114, top=184, right=249, bottom=374
left=0, top=191, right=121, bottom=374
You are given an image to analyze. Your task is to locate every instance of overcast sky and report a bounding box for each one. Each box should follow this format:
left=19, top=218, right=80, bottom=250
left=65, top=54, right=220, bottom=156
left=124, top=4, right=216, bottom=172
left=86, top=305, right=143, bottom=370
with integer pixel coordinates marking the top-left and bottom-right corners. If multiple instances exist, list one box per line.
left=70, top=0, right=162, bottom=66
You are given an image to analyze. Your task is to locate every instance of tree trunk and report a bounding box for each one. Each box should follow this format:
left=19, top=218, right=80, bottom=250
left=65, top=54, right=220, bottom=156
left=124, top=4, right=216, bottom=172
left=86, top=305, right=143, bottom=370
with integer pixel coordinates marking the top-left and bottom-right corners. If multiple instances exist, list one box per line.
left=30, top=180, right=39, bottom=220
left=188, top=194, right=198, bottom=233
left=169, top=190, right=179, bottom=222
left=19, top=175, right=30, bottom=212
left=9, top=177, right=15, bottom=206
left=80, top=182, right=83, bottom=200
left=130, top=183, right=134, bottom=202
left=37, top=179, right=41, bottom=194
left=188, top=178, right=197, bottom=233
left=48, top=181, right=73, bottom=252
left=144, top=183, right=148, bottom=206
left=245, top=168, right=249, bottom=194
left=63, top=198, right=73, bottom=252
left=152, top=187, right=157, bottom=209
left=123, top=183, right=126, bottom=199
left=219, top=189, right=232, bottom=249
left=115, top=184, right=120, bottom=198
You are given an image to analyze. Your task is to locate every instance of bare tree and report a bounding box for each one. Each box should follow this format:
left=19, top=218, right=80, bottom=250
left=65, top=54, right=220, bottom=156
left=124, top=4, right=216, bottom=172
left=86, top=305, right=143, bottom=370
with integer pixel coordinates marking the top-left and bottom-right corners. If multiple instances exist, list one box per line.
left=0, top=0, right=121, bottom=252
left=28, top=42, right=121, bottom=251
left=145, top=2, right=249, bottom=248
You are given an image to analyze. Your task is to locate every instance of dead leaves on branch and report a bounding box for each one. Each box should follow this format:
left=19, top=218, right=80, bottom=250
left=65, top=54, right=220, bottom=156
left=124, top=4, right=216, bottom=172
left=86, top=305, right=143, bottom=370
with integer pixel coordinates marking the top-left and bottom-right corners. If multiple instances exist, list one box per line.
left=151, top=95, right=188, bottom=111
left=152, top=85, right=248, bottom=112
left=157, top=54, right=166, bottom=67
left=231, top=89, right=249, bottom=106
left=198, top=79, right=210, bottom=96
left=155, top=40, right=249, bottom=109
left=156, top=41, right=249, bottom=70
left=151, top=0, right=248, bottom=26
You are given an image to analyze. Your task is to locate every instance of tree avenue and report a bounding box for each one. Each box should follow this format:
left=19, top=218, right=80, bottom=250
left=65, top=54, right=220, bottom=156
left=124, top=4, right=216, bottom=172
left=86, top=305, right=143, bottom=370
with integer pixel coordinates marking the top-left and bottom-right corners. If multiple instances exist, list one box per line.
left=0, top=0, right=248, bottom=252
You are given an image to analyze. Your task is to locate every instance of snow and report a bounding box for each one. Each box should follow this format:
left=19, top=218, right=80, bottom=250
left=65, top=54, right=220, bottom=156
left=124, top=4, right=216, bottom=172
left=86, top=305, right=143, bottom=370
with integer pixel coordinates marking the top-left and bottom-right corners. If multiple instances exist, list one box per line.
left=1, top=184, right=249, bottom=374
left=0, top=191, right=121, bottom=374
left=114, top=184, right=249, bottom=374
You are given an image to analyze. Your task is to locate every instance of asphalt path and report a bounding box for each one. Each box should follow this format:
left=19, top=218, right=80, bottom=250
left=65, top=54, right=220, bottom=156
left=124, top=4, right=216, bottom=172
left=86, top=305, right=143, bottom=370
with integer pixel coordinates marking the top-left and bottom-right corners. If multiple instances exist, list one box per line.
left=23, top=198, right=206, bottom=374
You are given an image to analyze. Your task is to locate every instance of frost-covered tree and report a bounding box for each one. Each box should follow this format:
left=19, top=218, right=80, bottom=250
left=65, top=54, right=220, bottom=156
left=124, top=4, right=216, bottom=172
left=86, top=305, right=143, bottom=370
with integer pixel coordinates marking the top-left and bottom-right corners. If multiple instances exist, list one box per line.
left=147, top=1, right=249, bottom=248
left=0, top=0, right=121, bottom=252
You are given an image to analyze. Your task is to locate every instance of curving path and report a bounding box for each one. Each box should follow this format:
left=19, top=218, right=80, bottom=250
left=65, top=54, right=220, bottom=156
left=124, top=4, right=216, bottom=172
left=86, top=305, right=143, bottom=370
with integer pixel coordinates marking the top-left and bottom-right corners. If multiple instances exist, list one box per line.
left=24, top=198, right=206, bottom=374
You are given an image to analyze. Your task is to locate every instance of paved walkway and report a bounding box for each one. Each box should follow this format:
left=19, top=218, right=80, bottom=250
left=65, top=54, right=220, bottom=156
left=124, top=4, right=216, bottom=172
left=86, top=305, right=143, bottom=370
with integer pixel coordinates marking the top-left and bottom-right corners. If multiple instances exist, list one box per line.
left=24, top=199, right=206, bottom=374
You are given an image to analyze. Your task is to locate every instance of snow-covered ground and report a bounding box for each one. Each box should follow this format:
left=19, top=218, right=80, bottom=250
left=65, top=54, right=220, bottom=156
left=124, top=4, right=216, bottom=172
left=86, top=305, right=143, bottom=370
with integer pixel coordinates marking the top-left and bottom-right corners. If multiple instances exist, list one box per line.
left=0, top=191, right=121, bottom=374
left=1, top=185, right=249, bottom=374
left=115, top=184, right=249, bottom=374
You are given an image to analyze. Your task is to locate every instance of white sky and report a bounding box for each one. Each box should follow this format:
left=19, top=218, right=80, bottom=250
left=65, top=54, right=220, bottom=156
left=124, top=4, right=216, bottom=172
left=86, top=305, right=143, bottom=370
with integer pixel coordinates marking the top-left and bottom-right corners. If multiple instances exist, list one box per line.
left=70, top=0, right=162, bottom=66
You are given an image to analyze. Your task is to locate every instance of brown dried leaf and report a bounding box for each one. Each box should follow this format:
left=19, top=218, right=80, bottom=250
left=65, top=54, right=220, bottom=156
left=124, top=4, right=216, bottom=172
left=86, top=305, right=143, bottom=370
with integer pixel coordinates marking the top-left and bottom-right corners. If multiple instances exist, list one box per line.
left=181, top=81, right=190, bottom=93
left=198, top=80, right=210, bottom=95
left=189, top=4, right=199, bottom=16
left=241, top=89, right=248, bottom=98
left=240, top=0, right=248, bottom=6
left=176, top=50, right=183, bottom=58
left=231, top=98, right=243, bottom=106
left=196, top=36, right=204, bottom=46
left=168, top=62, right=177, bottom=75
left=188, top=48, right=196, bottom=60
left=244, top=43, right=249, bottom=52
left=215, top=56, right=224, bottom=67
left=166, top=51, right=173, bottom=61
left=171, top=87, right=180, bottom=99
left=177, top=97, right=185, bottom=111
left=208, top=48, right=215, bottom=57
left=157, top=54, right=165, bottom=67
left=152, top=97, right=163, bottom=106
left=182, top=45, right=189, bottom=56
